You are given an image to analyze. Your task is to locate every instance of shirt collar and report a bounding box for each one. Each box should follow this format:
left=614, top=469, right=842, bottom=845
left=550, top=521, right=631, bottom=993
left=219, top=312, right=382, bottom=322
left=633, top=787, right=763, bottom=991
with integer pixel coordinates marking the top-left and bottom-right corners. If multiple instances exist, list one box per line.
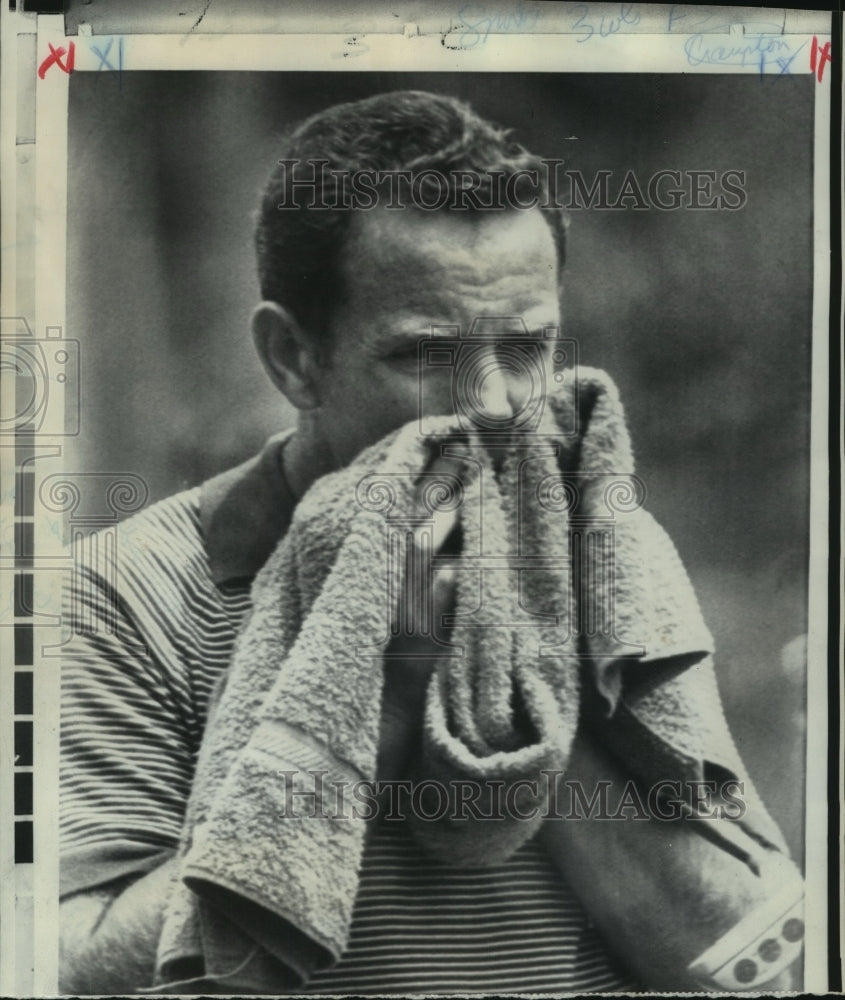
left=200, top=430, right=297, bottom=586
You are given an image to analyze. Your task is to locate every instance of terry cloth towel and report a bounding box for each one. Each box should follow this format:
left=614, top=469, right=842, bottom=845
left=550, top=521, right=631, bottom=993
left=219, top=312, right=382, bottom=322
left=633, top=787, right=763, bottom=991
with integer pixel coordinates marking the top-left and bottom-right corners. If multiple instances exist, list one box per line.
left=153, top=367, right=765, bottom=992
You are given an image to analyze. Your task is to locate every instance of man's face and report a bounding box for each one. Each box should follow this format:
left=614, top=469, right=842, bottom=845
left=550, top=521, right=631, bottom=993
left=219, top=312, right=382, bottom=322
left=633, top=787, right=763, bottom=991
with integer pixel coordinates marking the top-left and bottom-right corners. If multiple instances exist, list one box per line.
left=311, top=206, right=561, bottom=469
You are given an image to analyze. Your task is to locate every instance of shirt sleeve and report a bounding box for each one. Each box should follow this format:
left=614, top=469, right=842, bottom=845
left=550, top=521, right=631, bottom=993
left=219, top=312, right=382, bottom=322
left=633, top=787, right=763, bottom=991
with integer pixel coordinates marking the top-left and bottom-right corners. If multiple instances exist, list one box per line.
left=60, top=534, right=196, bottom=899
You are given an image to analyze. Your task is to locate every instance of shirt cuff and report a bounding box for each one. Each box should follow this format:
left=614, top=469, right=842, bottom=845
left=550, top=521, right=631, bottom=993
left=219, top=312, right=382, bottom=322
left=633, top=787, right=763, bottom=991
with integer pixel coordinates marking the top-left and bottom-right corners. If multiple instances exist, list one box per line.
left=60, top=840, right=176, bottom=899
left=687, top=879, right=804, bottom=990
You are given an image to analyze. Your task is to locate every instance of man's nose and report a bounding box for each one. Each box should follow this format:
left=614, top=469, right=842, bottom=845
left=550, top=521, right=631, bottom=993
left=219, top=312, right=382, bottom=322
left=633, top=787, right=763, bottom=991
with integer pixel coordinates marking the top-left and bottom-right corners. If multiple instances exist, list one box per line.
left=467, top=347, right=530, bottom=427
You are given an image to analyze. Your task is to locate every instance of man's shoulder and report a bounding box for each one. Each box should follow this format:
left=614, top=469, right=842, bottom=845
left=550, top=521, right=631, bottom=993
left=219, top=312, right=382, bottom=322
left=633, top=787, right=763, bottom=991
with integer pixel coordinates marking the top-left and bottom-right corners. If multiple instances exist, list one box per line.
left=106, top=432, right=295, bottom=591
left=110, top=484, right=206, bottom=570
left=68, top=484, right=211, bottom=599
left=114, top=484, right=204, bottom=549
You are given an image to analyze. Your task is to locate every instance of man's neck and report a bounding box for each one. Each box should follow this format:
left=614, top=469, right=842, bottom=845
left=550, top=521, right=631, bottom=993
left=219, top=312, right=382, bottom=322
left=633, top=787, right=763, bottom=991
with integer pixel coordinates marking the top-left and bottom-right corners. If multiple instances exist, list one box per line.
left=281, top=414, right=339, bottom=501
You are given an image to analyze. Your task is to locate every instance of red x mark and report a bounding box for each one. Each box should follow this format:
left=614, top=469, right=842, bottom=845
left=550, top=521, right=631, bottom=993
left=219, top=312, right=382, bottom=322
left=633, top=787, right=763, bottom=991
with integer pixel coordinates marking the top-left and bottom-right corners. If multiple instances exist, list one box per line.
left=37, top=41, right=75, bottom=79
left=810, top=36, right=831, bottom=83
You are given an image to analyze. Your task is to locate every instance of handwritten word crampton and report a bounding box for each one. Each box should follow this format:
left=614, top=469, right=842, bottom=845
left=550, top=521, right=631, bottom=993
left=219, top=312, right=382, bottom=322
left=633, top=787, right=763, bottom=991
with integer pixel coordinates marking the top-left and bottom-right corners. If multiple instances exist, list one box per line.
left=444, top=2, right=541, bottom=49
left=684, top=34, right=806, bottom=76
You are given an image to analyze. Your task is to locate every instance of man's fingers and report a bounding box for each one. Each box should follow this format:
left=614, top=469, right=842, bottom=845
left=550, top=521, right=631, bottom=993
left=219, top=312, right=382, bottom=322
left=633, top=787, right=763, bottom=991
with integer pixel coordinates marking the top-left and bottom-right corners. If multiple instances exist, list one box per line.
left=412, top=450, right=467, bottom=553
left=402, top=527, right=458, bottom=643
left=383, top=448, right=463, bottom=682
left=426, top=507, right=459, bottom=553
left=431, top=563, right=457, bottom=636
left=378, top=456, right=464, bottom=783
left=398, top=448, right=464, bottom=637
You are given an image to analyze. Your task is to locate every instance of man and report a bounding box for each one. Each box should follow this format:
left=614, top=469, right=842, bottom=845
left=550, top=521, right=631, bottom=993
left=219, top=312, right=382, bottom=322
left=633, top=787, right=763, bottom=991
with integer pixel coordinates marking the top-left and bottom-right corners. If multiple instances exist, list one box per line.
left=58, top=91, right=800, bottom=994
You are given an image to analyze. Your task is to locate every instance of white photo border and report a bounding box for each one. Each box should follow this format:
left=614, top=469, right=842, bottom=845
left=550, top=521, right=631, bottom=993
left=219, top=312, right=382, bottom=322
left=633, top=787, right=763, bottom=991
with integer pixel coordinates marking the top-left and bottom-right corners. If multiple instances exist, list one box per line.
left=0, top=9, right=834, bottom=995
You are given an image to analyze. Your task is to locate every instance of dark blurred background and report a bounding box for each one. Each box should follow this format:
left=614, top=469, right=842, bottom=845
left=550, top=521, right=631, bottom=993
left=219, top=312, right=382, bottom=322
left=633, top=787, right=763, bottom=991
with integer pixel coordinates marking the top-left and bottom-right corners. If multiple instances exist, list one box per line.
left=67, top=72, right=813, bottom=857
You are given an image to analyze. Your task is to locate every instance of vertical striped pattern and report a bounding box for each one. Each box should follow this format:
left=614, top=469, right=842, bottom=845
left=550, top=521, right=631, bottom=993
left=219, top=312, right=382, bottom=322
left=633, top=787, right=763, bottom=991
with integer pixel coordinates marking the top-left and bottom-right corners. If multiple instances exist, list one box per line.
left=61, top=488, right=634, bottom=993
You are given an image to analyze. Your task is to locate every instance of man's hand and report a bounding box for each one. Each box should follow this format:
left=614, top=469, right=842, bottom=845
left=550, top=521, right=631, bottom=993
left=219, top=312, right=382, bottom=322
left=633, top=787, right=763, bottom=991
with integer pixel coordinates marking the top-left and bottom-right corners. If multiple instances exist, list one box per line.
left=543, top=727, right=804, bottom=991
left=59, top=859, right=177, bottom=994
left=376, top=455, right=462, bottom=784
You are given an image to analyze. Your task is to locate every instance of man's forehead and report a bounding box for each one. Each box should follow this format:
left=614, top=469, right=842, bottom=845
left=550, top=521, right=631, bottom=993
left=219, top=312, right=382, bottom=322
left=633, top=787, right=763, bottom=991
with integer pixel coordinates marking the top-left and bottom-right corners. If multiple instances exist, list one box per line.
left=339, top=207, right=559, bottom=322
left=346, top=205, right=555, bottom=265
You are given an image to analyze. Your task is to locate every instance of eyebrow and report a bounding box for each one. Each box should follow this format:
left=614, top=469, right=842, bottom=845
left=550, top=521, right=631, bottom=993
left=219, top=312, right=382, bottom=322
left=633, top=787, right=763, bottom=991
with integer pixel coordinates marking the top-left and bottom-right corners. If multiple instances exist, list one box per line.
left=370, top=324, right=455, bottom=352
left=370, top=315, right=559, bottom=352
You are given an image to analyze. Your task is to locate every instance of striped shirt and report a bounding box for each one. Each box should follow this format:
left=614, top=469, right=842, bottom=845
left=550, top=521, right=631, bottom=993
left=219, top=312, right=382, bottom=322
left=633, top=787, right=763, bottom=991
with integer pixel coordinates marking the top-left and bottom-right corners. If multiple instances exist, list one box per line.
left=60, top=436, right=634, bottom=993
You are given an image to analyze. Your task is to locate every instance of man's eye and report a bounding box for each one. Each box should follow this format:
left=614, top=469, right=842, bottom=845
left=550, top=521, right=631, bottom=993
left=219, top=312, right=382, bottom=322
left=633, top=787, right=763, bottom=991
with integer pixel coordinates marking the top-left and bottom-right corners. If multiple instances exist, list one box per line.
left=496, top=342, right=546, bottom=362
left=387, top=344, right=421, bottom=363
left=503, top=342, right=539, bottom=357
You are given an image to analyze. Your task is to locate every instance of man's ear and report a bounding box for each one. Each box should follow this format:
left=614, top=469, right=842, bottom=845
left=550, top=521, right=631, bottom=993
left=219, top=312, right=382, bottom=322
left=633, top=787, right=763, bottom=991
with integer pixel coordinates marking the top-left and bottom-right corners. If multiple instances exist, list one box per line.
left=251, top=302, right=322, bottom=410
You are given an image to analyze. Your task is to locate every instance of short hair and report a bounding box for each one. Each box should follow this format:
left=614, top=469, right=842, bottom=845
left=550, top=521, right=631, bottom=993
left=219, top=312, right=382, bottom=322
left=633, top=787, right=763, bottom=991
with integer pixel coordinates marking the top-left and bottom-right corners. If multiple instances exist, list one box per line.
left=255, top=90, right=567, bottom=359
